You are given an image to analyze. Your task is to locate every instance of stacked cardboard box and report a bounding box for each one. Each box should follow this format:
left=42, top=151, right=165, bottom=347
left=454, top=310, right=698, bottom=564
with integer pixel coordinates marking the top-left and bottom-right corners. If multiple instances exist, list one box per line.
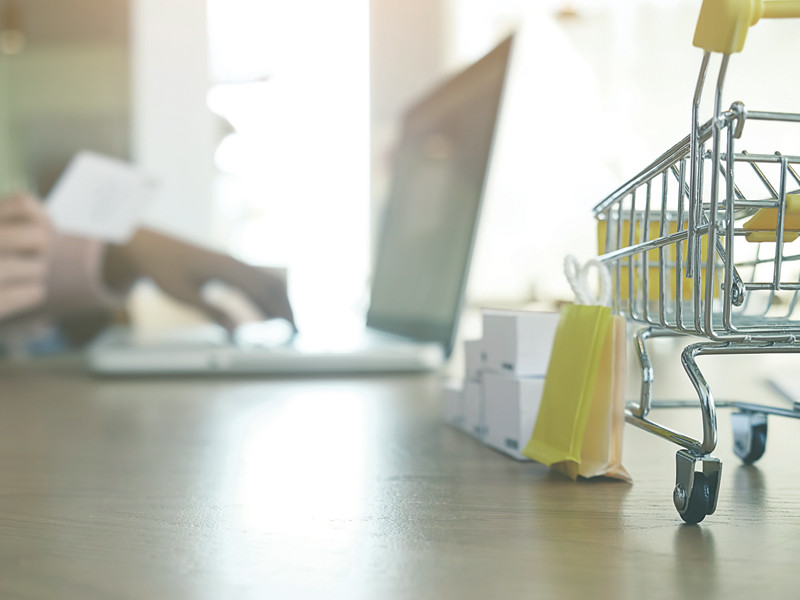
left=442, top=309, right=560, bottom=460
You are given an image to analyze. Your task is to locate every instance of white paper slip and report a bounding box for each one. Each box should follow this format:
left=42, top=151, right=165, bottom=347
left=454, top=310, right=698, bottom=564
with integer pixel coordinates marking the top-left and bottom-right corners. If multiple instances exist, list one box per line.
left=46, top=151, right=159, bottom=243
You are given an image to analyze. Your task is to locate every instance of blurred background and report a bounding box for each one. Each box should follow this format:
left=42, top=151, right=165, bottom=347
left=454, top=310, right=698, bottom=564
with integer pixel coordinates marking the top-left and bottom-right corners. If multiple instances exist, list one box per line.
left=1, top=0, right=799, bottom=332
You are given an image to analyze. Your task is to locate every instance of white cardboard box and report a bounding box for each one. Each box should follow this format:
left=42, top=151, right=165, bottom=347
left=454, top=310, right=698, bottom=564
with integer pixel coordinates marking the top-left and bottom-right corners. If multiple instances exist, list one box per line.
left=464, top=338, right=486, bottom=382
left=462, top=380, right=485, bottom=439
left=482, top=371, right=545, bottom=460
left=441, top=381, right=464, bottom=428
left=481, top=309, right=560, bottom=377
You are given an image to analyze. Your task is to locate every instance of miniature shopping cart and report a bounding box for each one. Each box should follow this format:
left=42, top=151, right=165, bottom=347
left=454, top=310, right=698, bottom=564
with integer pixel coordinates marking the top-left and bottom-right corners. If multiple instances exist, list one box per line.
left=593, top=0, right=800, bottom=523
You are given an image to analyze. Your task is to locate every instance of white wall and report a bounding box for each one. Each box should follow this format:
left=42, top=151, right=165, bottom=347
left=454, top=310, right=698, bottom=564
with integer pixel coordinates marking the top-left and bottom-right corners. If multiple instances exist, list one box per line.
left=130, top=0, right=217, bottom=244
left=369, top=0, right=450, bottom=251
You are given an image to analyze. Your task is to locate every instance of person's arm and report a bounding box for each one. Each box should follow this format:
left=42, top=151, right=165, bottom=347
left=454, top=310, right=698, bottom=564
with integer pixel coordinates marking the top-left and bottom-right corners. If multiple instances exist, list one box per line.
left=45, top=233, right=128, bottom=314
left=0, top=194, right=52, bottom=321
left=0, top=193, right=129, bottom=351
left=0, top=193, right=295, bottom=338
left=103, top=227, right=295, bottom=331
left=0, top=194, right=125, bottom=319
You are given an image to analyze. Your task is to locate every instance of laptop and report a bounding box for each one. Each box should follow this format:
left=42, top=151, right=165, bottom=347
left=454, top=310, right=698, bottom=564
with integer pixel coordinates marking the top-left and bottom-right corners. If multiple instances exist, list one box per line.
left=87, top=35, right=514, bottom=375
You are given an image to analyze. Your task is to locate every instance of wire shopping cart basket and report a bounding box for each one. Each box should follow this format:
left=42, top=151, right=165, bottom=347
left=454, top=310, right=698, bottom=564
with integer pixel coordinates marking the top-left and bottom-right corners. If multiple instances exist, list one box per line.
left=593, top=0, right=800, bottom=523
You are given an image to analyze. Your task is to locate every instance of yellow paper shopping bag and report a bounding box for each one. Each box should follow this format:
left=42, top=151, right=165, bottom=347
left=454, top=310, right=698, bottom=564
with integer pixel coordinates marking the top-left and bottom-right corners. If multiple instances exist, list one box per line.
left=522, top=303, right=630, bottom=482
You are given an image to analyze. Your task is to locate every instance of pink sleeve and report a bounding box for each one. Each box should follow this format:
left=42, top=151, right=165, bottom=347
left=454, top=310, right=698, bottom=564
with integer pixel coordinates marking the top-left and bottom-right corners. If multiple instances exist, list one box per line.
left=43, top=233, right=126, bottom=314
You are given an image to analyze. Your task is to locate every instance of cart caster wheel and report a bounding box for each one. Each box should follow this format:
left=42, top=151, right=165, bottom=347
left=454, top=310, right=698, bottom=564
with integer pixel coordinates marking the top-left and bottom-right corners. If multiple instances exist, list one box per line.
left=675, top=471, right=712, bottom=524
left=674, top=450, right=721, bottom=524
left=731, top=411, right=767, bottom=465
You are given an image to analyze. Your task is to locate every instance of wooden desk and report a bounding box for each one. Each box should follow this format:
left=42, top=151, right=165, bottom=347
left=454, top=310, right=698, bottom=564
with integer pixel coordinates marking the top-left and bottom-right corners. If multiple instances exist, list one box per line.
left=0, top=350, right=798, bottom=599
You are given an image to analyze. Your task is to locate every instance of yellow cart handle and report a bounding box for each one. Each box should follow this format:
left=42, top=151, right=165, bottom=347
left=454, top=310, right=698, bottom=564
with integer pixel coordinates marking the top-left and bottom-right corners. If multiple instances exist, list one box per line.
left=694, top=0, right=800, bottom=54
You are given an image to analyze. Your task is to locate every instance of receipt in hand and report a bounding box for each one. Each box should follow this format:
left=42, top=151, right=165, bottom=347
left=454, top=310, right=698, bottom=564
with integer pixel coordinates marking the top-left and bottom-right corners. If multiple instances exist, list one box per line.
left=46, top=151, right=159, bottom=243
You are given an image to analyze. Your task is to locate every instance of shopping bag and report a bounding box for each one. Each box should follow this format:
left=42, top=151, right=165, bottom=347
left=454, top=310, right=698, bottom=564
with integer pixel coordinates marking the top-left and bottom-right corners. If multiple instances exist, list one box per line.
left=521, top=303, right=631, bottom=482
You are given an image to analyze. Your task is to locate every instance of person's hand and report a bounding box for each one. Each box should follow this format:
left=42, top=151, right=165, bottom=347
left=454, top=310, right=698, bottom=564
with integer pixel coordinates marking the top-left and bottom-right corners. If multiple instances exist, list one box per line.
left=0, top=194, right=52, bottom=322
left=104, top=228, right=295, bottom=331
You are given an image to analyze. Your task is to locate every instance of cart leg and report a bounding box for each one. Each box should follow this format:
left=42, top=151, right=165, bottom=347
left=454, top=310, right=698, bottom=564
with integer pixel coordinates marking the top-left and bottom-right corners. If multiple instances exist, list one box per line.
left=680, top=343, right=719, bottom=455
left=630, top=327, right=655, bottom=418
left=674, top=449, right=722, bottom=524
left=627, top=337, right=729, bottom=522
left=676, top=343, right=723, bottom=523
left=630, top=327, right=686, bottom=419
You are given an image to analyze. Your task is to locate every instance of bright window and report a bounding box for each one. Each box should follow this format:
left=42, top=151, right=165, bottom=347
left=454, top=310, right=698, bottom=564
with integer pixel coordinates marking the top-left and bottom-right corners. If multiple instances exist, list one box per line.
left=206, top=1, right=370, bottom=330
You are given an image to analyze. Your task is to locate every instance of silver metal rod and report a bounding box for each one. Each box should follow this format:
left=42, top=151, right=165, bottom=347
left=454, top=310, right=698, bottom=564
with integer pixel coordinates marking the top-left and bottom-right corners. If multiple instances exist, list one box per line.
left=677, top=161, right=688, bottom=331
left=625, top=412, right=706, bottom=454
left=746, top=110, right=800, bottom=123
left=688, top=52, right=712, bottom=280
left=628, top=190, right=637, bottom=319
left=704, top=53, right=730, bottom=338
left=726, top=152, right=800, bottom=163
left=731, top=401, right=800, bottom=419
left=746, top=150, right=780, bottom=198
left=723, top=122, right=736, bottom=329
left=680, top=342, right=720, bottom=454
left=745, top=282, right=800, bottom=290
left=643, top=182, right=652, bottom=322
left=774, top=157, right=789, bottom=290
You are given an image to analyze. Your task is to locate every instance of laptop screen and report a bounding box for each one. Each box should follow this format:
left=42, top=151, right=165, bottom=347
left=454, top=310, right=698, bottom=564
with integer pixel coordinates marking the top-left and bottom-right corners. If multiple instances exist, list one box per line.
left=366, top=35, right=513, bottom=357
